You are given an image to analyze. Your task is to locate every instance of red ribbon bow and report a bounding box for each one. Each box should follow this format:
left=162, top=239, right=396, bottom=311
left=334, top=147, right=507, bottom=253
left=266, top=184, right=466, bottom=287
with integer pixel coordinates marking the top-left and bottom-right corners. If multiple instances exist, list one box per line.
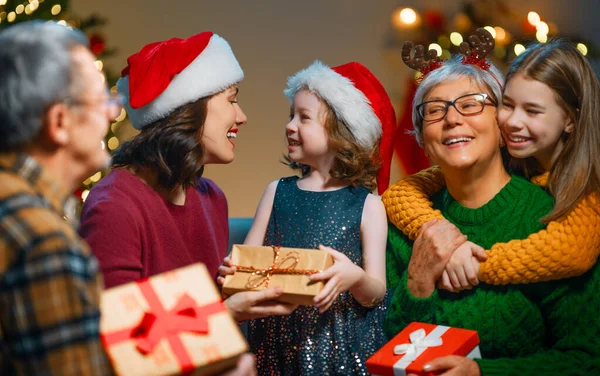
left=102, top=279, right=226, bottom=373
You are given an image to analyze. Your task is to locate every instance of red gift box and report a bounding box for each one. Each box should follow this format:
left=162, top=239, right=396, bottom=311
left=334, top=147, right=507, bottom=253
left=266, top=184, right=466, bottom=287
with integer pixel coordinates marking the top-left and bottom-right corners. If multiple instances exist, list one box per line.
left=366, top=322, right=480, bottom=376
left=100, top=263, right=248, bottom=376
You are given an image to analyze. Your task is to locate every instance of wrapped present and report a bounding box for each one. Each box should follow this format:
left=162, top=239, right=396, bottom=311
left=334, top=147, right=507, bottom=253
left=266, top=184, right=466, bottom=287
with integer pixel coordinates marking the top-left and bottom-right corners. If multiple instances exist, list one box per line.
left=366, top=322, right=481, bottom=376
left=100, top=263, right=248, bottom=376
left=222, top=245, right=334, bottom=305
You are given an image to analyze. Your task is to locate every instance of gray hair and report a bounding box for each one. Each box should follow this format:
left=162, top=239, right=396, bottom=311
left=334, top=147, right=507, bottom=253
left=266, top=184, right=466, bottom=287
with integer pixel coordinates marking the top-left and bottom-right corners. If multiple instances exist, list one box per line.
left=412, top=55, right=504, bottom=146
left=0, top=21, right=89, bottom=150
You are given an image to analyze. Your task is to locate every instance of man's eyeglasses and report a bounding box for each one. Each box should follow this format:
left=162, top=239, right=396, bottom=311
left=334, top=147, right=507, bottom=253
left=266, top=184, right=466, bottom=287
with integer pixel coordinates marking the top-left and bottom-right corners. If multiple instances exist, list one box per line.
left=417, top=93, right=497, bottom=122
left=64, top=91, right=124, bottom=120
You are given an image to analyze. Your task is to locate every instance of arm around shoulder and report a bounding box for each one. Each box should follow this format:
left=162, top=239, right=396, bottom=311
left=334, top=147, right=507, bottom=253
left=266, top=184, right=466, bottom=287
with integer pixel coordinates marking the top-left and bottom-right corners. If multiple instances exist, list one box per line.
left=243, top=180, right=279, bottom=246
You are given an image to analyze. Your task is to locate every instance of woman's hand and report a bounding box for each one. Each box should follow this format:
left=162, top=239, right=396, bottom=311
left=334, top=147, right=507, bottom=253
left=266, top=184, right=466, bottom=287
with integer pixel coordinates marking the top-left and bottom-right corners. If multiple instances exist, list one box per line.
left=224, top=288, right=298, bottom=322
left=217, top=255, right=236, bottom=286
left=407, top=219, right=467, bottom=298
left=438, top=241, right=488, bottom=292
left=310, top=245, right=365, bottom=313
left=407, top=355, right=480, bottom=376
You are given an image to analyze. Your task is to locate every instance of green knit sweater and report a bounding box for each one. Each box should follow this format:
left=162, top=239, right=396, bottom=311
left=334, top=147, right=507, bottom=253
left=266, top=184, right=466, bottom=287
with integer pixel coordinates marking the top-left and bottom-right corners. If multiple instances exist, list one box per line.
left=384, top=174, right=600, bottom=375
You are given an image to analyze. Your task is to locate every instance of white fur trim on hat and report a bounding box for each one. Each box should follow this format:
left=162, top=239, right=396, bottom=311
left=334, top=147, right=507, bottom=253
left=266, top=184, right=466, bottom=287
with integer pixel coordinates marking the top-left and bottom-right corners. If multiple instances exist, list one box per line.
left=117, top=34, right=244, bottom=129
left=283, top=60, right=381, bottom=148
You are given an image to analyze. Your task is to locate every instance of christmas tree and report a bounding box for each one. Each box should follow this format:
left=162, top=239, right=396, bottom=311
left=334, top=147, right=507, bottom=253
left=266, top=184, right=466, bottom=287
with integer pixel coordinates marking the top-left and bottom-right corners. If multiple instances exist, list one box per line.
left=0, top=0, right=128, bottom=204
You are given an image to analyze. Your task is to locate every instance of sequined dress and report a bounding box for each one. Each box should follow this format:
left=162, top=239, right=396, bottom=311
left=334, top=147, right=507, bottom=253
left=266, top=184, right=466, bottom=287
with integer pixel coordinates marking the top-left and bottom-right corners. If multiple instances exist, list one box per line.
left=248, top=176, right=389, bottom=376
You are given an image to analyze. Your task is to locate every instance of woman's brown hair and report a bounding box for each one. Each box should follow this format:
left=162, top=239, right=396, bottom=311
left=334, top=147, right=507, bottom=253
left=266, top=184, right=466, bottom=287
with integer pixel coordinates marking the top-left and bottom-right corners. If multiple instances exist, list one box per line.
left=286, top=96, right=381, bottom=192
left=112, top=97, right=210, bottom=191
left=506, top=39, right=600, bottom=222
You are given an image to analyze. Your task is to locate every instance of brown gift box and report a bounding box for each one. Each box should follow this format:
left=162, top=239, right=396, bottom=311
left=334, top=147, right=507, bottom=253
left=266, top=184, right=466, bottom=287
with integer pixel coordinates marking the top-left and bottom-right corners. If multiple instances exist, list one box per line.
left=222, top=245, right=334, bottom=306
left=100, top=263, right=248, bottom=376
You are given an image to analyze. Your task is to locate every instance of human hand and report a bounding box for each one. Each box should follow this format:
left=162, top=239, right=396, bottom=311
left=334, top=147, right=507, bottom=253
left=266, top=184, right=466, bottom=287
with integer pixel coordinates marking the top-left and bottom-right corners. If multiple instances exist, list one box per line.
left=437, top=241, right=487, bottom=292
left=217, top=255, right=236, bottom=286
left=407, top=219, right=467, bottom=298
left=407, top=355, right=480, bottom=376
left=224, top=287, right=298, bottom=322
left=310, top=245, right=364, bottom=313
left=220, top=353, right=257, bottom=376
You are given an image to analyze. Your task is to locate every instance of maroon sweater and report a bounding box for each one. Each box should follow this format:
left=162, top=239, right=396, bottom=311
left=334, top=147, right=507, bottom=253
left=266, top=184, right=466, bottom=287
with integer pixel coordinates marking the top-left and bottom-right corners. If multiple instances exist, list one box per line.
left=78, top=169, right=229, bottom=288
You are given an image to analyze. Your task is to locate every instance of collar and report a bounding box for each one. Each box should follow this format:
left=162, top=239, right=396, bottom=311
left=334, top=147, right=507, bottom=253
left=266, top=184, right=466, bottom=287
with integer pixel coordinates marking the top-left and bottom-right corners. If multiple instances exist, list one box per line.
left=0, top=151, right=77, bottom=219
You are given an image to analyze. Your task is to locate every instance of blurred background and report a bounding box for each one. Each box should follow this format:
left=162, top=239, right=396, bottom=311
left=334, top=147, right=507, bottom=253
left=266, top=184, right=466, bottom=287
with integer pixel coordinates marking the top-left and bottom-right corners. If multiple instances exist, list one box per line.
left=2, top=0, right=598, bottom=217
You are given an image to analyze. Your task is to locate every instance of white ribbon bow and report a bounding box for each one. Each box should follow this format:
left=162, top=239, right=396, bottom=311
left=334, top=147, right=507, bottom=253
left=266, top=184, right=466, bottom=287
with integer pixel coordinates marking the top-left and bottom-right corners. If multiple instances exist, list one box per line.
left=393, top=328, right=443, bottom=362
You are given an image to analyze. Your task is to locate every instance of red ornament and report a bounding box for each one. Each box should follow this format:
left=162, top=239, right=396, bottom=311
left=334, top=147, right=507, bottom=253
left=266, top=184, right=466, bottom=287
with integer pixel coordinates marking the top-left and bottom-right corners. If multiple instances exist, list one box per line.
left=89, top=33, right=106, bottom=55
left=73, top=188, right=83, bottom=199
left=422, top=9, right=446, bottom=34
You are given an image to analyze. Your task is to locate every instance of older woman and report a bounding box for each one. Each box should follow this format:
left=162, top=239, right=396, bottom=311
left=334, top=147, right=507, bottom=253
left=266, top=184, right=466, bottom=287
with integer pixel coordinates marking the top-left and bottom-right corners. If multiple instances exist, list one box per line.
left=383, top=43, right=600, bottom=374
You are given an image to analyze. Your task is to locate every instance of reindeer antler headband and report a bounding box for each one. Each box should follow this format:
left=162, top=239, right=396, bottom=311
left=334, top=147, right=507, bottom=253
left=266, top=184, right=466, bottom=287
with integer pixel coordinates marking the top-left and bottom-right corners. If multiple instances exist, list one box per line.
left=402, top=28, right=502, bottom=88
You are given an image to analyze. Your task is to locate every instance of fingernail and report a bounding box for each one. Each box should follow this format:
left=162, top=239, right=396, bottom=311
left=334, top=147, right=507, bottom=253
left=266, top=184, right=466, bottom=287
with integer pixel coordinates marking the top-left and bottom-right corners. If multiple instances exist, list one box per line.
left=423, top=364, right=432, bottom=371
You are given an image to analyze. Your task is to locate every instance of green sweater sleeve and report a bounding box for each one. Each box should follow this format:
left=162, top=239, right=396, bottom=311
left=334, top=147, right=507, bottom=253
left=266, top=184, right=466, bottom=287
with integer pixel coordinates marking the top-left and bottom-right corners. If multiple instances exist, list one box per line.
left=384, top=224, right=437, bottom=339
left=476, top=263, right=600, bottom=375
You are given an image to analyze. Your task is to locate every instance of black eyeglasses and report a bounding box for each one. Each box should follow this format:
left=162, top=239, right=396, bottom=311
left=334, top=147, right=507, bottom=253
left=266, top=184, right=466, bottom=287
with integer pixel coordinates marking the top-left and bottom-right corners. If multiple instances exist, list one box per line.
left=417, top=93, right=497, bottom=122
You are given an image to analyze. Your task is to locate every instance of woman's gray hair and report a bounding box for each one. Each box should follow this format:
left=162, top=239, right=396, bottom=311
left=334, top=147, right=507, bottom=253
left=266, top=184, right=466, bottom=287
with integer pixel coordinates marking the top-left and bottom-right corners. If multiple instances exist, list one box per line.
left=0, top=21, right=89, bottom=150
left=411, top=55, right=504, bottom=146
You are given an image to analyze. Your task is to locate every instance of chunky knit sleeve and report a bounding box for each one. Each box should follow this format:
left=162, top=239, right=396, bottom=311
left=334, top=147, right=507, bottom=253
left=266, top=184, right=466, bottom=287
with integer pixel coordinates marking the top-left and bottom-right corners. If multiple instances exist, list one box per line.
left=382, top=167, right=600, bottom=285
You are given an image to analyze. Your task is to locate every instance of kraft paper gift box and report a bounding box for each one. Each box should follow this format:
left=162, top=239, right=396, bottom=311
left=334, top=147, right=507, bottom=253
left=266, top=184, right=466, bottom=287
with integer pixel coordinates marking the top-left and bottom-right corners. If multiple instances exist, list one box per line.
left=222, top=244, right=334, bottom=306
left=366, top=322, right=481, bottom=376
left=100, top=263, right=248, bottom=376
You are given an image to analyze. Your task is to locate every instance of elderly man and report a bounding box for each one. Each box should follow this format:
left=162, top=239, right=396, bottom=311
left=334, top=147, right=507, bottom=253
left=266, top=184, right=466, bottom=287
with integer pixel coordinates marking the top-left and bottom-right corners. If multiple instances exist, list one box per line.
left=0, top=21, right=118, bottom=374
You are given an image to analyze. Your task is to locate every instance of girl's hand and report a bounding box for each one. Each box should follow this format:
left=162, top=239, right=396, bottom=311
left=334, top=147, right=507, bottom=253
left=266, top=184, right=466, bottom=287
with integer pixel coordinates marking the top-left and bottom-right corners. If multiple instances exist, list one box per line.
left=407, top=219, right=467, bottom=298
left=310, top=245, right=364, bottom=313
left=217, top=256, right=236, bottom=286
left=438, top=242, right=488, bottom=292
left=407, top=355, right=480, bottom=376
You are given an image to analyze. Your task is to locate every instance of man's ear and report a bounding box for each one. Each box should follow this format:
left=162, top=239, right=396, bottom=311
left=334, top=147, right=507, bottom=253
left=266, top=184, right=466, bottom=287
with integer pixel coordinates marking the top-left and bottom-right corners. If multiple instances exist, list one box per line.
left=43, top=103, right=71, bottom=146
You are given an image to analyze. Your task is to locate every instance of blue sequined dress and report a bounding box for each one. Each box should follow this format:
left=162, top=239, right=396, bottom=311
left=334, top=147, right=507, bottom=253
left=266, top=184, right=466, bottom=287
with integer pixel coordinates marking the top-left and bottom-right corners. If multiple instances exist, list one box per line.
left=248, top=176, right=389, bottom=376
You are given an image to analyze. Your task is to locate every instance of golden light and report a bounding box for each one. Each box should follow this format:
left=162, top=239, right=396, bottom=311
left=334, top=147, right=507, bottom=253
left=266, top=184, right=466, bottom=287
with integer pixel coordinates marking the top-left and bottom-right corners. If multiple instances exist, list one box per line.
left=115, top=108, right=127, bottom=122
left=110, top=85, right=118, bottom=93
left=7, top=12, right=16, bottom=22
left=536, top=21, right=549, bottom=35
left=441, top=49, right=451, bottom=59
left=81, top=190, right=90, bottom=202
left=100, top=140, right=106, bottom=151
left=15, top=4, right=24, bottom=14
left=392, top=7, right=421, bottom=29
left=494, top=27, right=508, bottom=45
left=536, top=30, right=548, bottom=43
left=83, top=178, right=92, bottom=185
left=90, top=172, right=102, bottom=183
left=0, top=11, right=6, bottom=19
left=0, top=0, right=7, bottom=6
left=484, top=26, right=496, bottom=38
left=527, top=11, right=540, bottom=26
left=428, top=43, right=442, bottom=56
left=107, top=137, right=120, bottom=150
left=577, top=43, right=588, bottom=56
left=51, top=4, right=61, bottom=15
left=514, top=43, right=526, bottom=56
left=450, top=32, right=463, bottom=46
left=94, top=60, right=103, bottom=71
left=57, top=20, right=67, bottom=26
left=25, top=5, right=32, bottom=15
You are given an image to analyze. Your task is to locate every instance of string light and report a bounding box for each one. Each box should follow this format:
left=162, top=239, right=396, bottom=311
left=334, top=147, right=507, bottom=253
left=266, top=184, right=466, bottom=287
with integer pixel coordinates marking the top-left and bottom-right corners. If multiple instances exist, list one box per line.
left=0, top=0, right=7, bottom=6
left=7, top=11, right=16, bottom=22
left=15, top=4, right=24, bottom=14
left=392, top=7, right=421, bottom=29
left=527, top=11, right=540, bottom=26
left=514, top=44, right=526, bottom=56
left=536, top=30, right=548, bottom=43
left=114, top=108, right=127, bottom=122
left=484, top=26, right=496, bottom=38
left=428, top=43, right=442, bottom=56
left=450, top=32, right=463, bottom=46
left=51, top=4, right=61, bottom=15
left=577, top=43, right=588, bottom=56
left=494, top=27, right=508, bottom=45
left=90, top=172, right=102, bottom=183
left=81, top=190, right=90, bottom=202
left=107, top=137, right=120, bottom=150
left=94, top=60, right=104, bottom=70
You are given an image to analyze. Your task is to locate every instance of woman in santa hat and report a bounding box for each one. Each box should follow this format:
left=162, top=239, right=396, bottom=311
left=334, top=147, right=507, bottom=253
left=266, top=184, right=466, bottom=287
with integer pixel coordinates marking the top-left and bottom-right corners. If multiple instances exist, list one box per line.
left=78, top=32, right=296, bottom=338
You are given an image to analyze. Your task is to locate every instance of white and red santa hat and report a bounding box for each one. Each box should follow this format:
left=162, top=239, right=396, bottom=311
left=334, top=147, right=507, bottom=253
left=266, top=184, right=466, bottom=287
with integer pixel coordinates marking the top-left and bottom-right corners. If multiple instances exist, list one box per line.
left=117, top=31, right=244, bottom=129
left=284, top=61, right=396, bottom=195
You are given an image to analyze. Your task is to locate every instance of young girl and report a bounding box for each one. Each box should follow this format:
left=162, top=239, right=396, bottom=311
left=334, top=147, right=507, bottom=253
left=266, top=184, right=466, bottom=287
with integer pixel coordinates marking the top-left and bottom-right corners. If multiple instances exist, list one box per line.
left=243, top=61, right=395, bottom=375
left=384, top=37, right=600, bottom=290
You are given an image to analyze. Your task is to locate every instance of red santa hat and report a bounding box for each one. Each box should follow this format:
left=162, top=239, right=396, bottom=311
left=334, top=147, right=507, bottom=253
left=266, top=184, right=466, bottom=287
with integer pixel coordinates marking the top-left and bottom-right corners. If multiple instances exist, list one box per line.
left=284, top=61, right=396, bottom=195
left=117, top=31, right=244, bottom=129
